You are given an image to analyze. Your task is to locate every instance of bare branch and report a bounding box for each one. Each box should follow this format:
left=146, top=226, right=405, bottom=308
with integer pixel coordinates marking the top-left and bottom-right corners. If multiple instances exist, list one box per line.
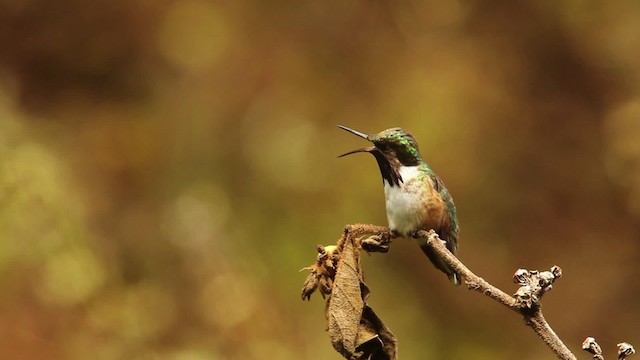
left=417, top=229, right=576, bottom=360
left=416, top=229, right=519, bottom=310
left=301, top=225, right=634, bottom=360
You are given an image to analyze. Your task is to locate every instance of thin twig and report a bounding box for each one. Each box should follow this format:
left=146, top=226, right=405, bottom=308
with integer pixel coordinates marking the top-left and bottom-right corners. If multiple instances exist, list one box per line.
left=416, top=230, right=518, bottom=309
left=417, top=229, right=576, bottom=360
left=526, top=310, right=575, bottom=360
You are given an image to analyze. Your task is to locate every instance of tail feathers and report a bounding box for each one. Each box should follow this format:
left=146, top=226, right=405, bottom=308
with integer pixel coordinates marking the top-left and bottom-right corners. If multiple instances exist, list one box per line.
left=448, top=272, right=460, bottom=286
left=419, top=242, right=461, bottom=286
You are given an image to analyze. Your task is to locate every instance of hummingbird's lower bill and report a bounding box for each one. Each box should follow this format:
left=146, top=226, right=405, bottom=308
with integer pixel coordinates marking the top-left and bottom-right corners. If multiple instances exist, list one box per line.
left=338, top=125, right=461, bottom=285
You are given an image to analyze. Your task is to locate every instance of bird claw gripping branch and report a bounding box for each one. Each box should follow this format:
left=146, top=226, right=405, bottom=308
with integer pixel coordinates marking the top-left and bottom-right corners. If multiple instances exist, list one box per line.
left=360, top=233, right=393, bottom=253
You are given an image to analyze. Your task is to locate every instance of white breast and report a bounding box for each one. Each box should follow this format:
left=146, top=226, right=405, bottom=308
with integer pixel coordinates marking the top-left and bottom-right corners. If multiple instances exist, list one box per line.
left=383, top=166, right=427, bottom=235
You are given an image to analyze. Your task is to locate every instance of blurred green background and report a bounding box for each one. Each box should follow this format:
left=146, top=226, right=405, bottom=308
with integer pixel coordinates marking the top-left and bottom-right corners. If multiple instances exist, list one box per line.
left=1, top=0, right=639, bottom=359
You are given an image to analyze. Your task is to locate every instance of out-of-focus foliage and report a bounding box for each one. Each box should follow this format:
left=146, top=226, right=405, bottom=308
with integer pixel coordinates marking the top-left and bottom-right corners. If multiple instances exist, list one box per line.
left=0, top=1, right=639, bottom=359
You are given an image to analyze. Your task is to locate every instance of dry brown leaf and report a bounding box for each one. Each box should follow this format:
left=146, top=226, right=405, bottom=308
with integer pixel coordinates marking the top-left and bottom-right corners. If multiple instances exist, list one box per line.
left=327, top=236, right=364, bottom=357
left=356, top=306, right=398, bottom=360
left=326, top=235, right=397, bottom=360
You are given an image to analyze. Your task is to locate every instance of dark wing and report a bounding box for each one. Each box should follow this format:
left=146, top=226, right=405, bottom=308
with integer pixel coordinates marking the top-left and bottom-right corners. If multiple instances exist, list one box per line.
left=430, top=172, right=459, bottom=255
left=417, top=168, right=461, bottom=285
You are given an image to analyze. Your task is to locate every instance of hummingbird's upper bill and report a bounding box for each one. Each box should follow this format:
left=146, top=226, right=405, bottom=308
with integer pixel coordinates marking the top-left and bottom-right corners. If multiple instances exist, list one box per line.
left=337, top=125, right=369, bottom=140
left=337, top=125, right=374, bottom=158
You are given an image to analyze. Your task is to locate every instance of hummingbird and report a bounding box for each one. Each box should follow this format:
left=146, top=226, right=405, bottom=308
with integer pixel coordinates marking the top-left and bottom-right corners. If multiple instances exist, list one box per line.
left=338, top=125, right=461, bottom=285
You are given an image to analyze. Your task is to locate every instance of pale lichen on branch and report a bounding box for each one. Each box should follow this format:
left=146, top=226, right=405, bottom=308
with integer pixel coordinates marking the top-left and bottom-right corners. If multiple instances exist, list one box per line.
left=583, top=337, right=636, bottom=360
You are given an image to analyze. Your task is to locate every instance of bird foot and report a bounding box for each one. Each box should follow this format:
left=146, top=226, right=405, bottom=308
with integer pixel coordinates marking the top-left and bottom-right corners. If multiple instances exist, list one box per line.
left=361, top=233, right=393, bottom=253
left=409, top=230, right=447, bottom=246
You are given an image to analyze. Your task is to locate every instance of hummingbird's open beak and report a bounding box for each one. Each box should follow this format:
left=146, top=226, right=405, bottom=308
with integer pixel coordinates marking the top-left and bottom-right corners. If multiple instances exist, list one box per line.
left=338, top=146, right=376, bottom=158
left=338, top=125, right=369, bottom=140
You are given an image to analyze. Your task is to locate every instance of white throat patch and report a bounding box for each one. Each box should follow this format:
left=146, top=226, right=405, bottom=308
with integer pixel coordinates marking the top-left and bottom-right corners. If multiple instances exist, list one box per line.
left=382, top=166, right=426, bottom=234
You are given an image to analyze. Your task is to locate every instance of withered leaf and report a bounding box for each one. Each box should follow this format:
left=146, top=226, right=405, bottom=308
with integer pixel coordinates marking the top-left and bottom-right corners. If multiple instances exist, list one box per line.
left=326, top=235, right=397, bottom=360
left=327, top=237, right=363, bottom=357
left=355, top=306, right=398, bottom=360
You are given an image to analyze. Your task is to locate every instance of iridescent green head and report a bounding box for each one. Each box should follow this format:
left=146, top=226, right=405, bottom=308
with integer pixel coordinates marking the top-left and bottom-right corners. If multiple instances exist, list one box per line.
left=338, top=125, right=422, bottom=167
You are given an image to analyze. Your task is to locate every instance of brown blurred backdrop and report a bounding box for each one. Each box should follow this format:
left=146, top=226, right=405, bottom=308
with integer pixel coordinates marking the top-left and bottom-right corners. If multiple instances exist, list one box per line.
left=1, top=0, right=639, bottom=359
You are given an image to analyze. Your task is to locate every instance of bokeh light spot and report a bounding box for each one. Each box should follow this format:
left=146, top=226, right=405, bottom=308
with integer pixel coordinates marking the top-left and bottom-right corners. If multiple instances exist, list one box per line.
left=89, top=284, right=177, bottom=342
left=198, top=272, right=257, bottom=329
left=604, top=99, right=640, bottom=217
left=165, top=182, right=230, bottom=252
left=37, top=246, right=106, bottom=306
left=157, top=0, right=230, bottom=70
left=242, top=108, right=319, bottom=190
